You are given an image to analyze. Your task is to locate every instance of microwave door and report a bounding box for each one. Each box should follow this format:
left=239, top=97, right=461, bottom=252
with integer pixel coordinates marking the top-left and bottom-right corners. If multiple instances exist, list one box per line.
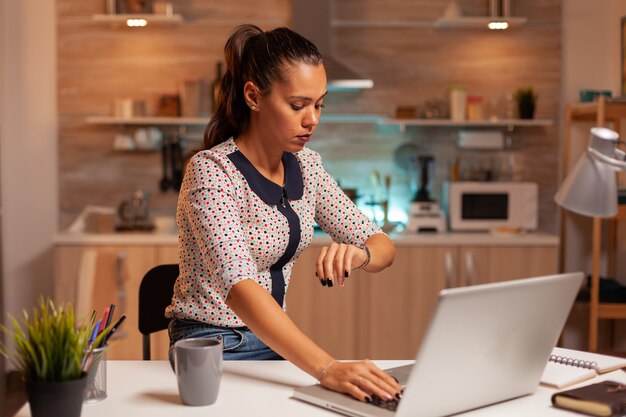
left=462, top=193, right=509, bottom=220
left=459, top=192, right=509, bottom=230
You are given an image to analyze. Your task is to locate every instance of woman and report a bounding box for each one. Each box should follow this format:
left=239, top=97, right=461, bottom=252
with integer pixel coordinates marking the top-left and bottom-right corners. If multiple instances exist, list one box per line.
left=166, top=24, right=401, bottom=403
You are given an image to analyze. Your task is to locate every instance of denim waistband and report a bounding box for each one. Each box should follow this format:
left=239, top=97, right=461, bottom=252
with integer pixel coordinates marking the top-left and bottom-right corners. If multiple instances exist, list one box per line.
left=170, top=317, right=250, bottom=332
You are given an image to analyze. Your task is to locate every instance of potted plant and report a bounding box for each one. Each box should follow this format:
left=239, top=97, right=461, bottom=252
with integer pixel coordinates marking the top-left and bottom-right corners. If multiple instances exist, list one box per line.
left=515, top=87, right=538, bottom=119
left=0, top=298, right=104, bottom=417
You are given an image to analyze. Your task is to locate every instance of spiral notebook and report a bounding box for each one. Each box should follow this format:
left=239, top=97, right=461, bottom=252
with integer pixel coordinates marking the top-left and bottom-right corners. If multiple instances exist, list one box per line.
left=540, top=347, right=626, bottom=389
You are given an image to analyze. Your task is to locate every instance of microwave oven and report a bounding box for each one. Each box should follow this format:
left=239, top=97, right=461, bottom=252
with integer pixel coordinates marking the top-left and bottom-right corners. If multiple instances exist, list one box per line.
left=442, top=182, right=538, bottom=231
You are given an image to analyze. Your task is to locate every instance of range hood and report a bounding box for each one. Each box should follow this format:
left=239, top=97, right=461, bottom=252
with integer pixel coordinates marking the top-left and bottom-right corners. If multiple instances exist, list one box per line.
left=292, top=0, right=373, bottom=90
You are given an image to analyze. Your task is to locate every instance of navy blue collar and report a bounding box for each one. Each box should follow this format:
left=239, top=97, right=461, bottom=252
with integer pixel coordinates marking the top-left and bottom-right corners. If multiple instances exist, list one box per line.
left=227, top=150, right=304, bottom=205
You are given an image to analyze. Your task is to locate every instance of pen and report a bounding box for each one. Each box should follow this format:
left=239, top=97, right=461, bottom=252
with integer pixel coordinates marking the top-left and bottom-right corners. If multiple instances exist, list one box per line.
left=101, top=314, right=126, bottom=346
left=105, top=304, right=115, bottom=328
left=88, top=310, right=97, bottom=330
left=98, top=306, right=110, bottom=336
left=89, top=320, right=101, bottom=346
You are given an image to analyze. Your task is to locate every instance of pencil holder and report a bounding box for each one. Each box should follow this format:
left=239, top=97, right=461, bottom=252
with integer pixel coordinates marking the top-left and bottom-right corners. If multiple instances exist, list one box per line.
left=83, top=344, right=108, bottom=403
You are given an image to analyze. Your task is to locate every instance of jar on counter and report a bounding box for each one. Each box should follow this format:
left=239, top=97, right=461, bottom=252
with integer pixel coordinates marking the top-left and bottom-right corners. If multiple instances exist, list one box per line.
left=467, top=95, right=484, bottom=121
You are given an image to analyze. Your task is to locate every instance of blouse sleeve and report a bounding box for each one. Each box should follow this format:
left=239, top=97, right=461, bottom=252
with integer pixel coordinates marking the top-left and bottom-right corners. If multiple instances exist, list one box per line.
left=311, top=151, right=383, bottom=245
left=180, top=152, right=258, bottom=299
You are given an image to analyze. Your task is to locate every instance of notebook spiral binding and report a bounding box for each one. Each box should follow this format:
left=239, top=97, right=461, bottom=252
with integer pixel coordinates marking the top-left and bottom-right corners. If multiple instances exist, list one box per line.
left=549, top=354, right=599, bottom=371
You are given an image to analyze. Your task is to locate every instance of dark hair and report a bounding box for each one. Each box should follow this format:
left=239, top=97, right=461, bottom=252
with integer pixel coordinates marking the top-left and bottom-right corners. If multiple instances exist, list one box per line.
left=203, top=24, right=323, bottom=149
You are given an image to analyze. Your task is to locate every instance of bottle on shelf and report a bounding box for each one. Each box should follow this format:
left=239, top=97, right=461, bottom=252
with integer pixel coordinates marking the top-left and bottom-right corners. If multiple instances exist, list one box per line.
left=449, top=86, right=467, bottom=121
left=211, top=62, right=224, bottom=113
left=106, top=0, right=116, bottom=14
left=467, top=95, right=484, bottom=121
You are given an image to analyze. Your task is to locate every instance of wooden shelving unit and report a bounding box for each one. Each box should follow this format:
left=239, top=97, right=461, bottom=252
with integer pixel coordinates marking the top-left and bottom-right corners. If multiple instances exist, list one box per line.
left=561, top=96, right=626, bottom=352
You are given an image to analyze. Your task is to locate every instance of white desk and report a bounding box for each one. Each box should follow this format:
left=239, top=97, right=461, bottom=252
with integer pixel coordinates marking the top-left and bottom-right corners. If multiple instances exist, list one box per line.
left=15, top=360, right=626, bottom=416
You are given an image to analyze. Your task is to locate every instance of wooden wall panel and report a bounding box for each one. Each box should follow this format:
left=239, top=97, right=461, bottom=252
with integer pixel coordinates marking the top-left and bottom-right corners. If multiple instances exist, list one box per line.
left=57, top=0, right=562, bottom=233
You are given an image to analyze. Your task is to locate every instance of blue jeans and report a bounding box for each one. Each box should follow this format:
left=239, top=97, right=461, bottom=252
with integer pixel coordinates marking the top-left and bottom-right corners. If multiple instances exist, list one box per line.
left=168, top=318, right=283, bottom=368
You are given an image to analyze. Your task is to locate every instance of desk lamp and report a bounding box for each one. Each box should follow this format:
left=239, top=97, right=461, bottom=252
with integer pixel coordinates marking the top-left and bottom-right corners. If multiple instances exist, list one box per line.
left=555, top=127, right=626, bottom=217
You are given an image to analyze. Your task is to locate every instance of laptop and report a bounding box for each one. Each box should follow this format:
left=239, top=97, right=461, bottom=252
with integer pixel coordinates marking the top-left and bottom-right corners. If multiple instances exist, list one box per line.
left=293, top=272, right=584, bottom=417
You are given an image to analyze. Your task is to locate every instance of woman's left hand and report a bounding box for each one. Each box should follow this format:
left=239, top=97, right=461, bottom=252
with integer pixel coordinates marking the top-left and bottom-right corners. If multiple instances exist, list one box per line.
left=316, top=243, right=367, bottom=287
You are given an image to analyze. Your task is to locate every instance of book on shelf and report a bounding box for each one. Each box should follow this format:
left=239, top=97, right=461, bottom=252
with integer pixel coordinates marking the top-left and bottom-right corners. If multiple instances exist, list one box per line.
left=540, top=347, right=626, bottom=389
left=552, top=380, right=626, bottom=417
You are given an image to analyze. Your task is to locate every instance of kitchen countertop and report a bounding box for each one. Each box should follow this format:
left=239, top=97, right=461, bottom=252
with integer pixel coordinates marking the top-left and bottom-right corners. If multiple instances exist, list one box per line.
left=53, top=230, right=559, bottom=246
left=57, top=206, right=559, bottom=246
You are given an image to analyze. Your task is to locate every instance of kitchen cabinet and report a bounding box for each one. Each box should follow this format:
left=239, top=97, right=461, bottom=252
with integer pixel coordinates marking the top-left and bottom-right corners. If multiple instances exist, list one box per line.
left=458, top=246, right=559, bottom=285
left=286, top=241, right=558, bottom=359
left=356, top=246, right=452, bottom=359
left=54, top=244, right=177, bottom=360
left=54, top=233, right=557, bottom=360
left=285, top=248, right=367, bottom=359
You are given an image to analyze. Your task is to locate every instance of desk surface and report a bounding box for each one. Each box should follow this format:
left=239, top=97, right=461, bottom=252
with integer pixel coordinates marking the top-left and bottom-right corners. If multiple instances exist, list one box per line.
left=15, top=360, right=626, bottom=417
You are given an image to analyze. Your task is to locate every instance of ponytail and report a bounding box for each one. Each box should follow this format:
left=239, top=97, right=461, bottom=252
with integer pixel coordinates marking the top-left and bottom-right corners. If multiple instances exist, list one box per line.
left=203, top=24, right=323, bottom=149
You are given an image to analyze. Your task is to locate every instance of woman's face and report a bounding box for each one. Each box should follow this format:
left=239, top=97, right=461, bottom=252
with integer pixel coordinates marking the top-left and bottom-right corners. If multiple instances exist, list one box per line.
left=255, top=62, right=327, bottom=153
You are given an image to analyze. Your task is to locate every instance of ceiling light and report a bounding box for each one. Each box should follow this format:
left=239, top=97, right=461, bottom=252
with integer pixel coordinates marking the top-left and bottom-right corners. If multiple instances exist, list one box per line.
left=126, top=18, right=147, bottom=27
left=488, top=21, right=509, bottom=30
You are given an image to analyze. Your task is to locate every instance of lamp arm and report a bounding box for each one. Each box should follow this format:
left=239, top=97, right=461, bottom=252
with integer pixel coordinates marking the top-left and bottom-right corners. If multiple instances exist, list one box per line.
left=588, top=147, right=626, bottom=171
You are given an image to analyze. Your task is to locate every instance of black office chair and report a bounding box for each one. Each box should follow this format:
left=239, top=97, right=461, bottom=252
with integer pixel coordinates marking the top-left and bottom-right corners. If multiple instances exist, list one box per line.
left=138, top=264, right=179, bottom=360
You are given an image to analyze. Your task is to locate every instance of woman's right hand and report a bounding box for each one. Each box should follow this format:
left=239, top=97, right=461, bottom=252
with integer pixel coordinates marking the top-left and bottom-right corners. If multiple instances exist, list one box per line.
left=320, top=359, right=403, bottom=403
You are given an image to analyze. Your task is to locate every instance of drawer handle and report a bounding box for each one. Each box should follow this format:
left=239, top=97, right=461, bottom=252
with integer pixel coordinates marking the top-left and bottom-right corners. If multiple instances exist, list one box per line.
left=115, top=252, right=128, bottom=338
left=445, top=251, right=453, bottom=289
left=465, top=252, right=474, bottom=286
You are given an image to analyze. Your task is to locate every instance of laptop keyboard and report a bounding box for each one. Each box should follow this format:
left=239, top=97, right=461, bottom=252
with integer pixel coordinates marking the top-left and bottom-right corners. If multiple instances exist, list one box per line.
left=369, top=395, right=400, bottom=412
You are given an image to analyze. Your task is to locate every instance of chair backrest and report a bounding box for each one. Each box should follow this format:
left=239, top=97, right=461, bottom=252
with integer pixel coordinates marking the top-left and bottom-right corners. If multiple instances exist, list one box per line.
left=138, top=264, right=179, bottom=360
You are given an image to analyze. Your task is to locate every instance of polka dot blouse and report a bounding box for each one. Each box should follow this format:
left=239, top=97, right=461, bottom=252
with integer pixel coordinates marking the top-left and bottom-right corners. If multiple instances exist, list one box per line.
left=165, top=138, right=382, bottom=327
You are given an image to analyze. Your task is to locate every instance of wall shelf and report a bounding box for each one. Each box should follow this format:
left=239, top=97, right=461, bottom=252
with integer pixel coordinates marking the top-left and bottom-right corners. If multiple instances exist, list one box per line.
left=91, top=14, right=183, bottom=26
left=86, top=116, right=208, bottom=126
left=86, top=116, right=554, bottom=131
left=382, top=118, right=553, bottom=133
left=433, top=16, right=527, bottom=30
left=320, top=114, right=384, bottom=123
left=86, top=114, right=386, bottom=126
left=334, top=18, right=528, bottom=30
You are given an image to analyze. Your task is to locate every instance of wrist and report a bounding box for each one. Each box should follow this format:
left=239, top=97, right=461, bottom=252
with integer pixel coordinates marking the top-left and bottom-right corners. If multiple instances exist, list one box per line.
left=318, top=359, right=337, bottom=383
left=357, top=244, right=371, bottom=270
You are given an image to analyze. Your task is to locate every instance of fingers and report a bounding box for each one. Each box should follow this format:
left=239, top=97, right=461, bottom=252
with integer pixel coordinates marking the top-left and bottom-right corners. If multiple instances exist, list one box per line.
left=317, top=243, right=362, bottom=287
left=334, top=244, right=347, bottom=286
left=323, top=244, right=338, bottom=286
left=322, top=361, right=402, bottom=403
left=365, top=367, right=403, bottom=399
left=316, top=246, right=329, bottom=286
left=345, top=380, right=372, bottom=403
left=343, top=245, right=356, bottom=279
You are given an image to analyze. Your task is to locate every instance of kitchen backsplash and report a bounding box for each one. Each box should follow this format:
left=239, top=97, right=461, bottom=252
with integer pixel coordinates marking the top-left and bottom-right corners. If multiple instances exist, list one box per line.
left=58, top=0, right=561, bottom=232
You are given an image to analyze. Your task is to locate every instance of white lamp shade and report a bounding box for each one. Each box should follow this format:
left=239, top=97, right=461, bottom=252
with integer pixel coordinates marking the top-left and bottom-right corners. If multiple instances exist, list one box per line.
left=555, top=151, right=617, bottom=218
